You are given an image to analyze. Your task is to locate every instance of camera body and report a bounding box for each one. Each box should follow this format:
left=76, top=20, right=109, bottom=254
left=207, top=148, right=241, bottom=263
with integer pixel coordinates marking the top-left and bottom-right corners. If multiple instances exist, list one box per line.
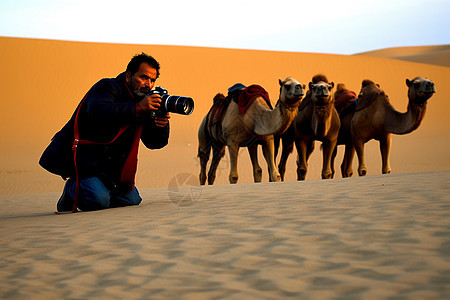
left=147, top=86, right=194, bottom=117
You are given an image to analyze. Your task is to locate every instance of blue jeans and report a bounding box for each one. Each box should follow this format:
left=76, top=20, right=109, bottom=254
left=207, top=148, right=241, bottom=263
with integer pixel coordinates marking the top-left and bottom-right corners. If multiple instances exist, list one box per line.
left=63, top=177, right=142, bottom=211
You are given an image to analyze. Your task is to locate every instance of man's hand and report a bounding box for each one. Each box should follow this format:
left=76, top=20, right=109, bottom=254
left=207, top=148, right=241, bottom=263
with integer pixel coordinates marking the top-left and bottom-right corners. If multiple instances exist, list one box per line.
left=154, top=113, right=170, bottom=127
left=136, top=94, right=161, bottom=115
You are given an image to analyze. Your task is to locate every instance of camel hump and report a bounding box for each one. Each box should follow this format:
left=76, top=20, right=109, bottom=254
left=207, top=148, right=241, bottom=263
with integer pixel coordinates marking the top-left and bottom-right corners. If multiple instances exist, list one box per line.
left=355, top=81, right=387, bottom=112
left=335, top=89, right=357, bottom=114
left=208, top=93, right=231, bottom=126
left=362, top=79, right=375, bottom=88
left=312, top=74, right=329, bottom=84
left=213, top=93, right=226, bottom=104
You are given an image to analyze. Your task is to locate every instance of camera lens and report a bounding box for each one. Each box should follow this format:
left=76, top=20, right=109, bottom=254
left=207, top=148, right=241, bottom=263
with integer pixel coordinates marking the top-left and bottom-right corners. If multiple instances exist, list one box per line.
left=162, top=95, right=194, bottom=115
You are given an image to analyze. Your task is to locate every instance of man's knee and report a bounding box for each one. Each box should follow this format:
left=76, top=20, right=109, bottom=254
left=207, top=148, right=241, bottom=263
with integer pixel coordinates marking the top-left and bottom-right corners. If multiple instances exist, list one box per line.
left=110, top=186, right=142, bottom=207
left=78, top=177, right=111, bottom=211
left=65, top=177, right=143, bottom=210
left=128, top=189, right=142, bottom=206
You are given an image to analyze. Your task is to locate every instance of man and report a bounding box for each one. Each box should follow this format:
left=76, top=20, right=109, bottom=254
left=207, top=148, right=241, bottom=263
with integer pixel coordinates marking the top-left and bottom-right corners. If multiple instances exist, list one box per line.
left=43, top=53, right=170, bottom=212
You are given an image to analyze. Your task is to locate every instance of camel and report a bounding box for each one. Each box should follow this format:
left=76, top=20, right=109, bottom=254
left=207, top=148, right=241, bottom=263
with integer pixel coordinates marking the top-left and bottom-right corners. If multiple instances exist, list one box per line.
left=276, top=74, right=341, bottom=180
left=330, top=83, right=359, bottom=178
left=198, top=77, right=305, bottom=185
left=331, top=77, right=436, bottom=177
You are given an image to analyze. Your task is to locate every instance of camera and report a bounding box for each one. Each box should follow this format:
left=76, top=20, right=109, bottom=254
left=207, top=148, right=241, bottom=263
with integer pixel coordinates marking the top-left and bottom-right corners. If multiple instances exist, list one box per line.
left=147, top=86, right=194, bottom=116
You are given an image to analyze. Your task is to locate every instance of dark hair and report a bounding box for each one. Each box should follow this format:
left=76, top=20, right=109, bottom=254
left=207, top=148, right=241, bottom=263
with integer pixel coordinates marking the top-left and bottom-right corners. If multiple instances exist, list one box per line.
left=126, top=52, right=160, bottom=78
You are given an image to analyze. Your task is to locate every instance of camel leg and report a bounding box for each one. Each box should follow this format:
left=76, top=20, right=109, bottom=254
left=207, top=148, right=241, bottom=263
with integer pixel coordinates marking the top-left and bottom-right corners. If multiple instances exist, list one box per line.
left=262, top=136, right=281, bottom=182
left=380, top=134, right=391, bottom=174
left=321, top=140, right=337, bottom=179
left=341, top=143, right=355, bottom=178
left=207, top=143, right=225, bottom=185
left=198, top=145, right=210, bottom=185
left=277, top=134, right=294, bottom=181
left=248, top=144, right=263, bottom=183
left=295, top=139, right=310, bottom=181
left=228, top=143, right=240, bottom=184
left=274, top=134, right=281, bottom=159
left=354, top=139, right=367, bottom=176
left=198, top=119, right=211, bottom=185
left=331, top=145, right=337, bottom=179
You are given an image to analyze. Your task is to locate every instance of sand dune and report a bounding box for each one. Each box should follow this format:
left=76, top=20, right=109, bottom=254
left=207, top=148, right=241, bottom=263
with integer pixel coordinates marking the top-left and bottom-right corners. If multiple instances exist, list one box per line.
left=1, top=37, right=449, bottom=195
left=356, top=45, right=450, bottom=67
left=1, top=37, right=450, bottom=299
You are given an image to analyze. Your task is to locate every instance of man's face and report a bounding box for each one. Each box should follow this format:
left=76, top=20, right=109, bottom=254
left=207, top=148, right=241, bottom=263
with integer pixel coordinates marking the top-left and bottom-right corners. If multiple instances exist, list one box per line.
left=126, top=62, right=158, bottom=97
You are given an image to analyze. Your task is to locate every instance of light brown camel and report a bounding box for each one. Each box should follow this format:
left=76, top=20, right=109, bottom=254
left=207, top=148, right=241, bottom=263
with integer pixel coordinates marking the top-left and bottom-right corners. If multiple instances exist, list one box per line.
left=276, top=74, right=341, bottom=180
left=198, top=78, right=305, bottom=185
left=331, top=77, right=436, bottom=177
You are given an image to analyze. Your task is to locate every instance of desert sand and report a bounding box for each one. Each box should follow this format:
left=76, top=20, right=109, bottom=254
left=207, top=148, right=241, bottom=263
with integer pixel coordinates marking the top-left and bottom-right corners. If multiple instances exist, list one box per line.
left=357, top=45, right=450, bottom=68
left=0, top=37, right=449, bottom=298
left=1, top=171, right=450, bottom=299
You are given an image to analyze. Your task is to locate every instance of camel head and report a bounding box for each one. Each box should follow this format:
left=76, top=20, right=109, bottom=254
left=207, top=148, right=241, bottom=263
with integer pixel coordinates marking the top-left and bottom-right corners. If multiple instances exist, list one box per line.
left=406, top=77, right=436, bottom=105
left=309, top=81, right=335, bottom=106
left=278, top=77, right=305, bottom=107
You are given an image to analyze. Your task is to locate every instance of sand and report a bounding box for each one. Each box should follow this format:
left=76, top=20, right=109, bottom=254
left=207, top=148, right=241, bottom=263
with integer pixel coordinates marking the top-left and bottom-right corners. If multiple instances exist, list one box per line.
left=356, top=45, right=450, bottom=68
left=1, top=171, right=450, bottom=299
left=0, top=37, right=450, bottom=298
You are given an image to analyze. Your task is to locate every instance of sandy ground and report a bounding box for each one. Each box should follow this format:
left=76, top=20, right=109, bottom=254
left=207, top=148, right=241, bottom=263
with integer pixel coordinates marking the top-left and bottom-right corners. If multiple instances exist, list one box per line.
left=1, top=171, right=449, bottom=299
left=0, top=37, right=449, bottom=298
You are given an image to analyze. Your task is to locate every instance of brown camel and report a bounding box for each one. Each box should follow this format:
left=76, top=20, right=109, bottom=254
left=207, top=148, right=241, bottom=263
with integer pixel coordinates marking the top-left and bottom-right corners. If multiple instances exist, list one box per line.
left=276, top=74, right=341, bottom=180
left=331, top=77, right=436, bottom=177
left=330, top=83, right=358, bottom=178
left=198, top=78, right=305, bottom=185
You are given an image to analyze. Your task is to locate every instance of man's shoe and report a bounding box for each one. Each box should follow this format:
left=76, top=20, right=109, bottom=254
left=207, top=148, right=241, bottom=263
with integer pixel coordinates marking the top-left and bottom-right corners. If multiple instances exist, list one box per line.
left=56, top=190, right=74, bottom=212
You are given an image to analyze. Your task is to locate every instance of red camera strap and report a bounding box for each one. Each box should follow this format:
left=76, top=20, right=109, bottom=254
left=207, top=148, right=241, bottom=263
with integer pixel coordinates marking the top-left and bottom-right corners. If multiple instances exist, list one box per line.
left=70, top=88, right=140, bottom=212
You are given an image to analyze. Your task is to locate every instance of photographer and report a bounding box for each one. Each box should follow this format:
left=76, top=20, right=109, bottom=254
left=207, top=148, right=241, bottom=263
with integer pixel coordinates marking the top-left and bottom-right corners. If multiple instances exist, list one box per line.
left=41, top=53, right=170, bottom=212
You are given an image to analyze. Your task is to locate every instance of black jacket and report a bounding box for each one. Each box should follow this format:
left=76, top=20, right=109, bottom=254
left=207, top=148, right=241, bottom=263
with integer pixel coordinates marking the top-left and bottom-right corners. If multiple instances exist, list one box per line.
left=46, top=72, right=169, bottom=189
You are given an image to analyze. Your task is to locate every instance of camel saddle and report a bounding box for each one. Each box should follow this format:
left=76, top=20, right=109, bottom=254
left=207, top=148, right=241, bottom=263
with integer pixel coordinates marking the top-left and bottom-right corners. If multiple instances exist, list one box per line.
left=236, top=85, right=273, bottom=115
left=208, top=93, right=231, bottom=126
left=335, top=90, right=357, bottom=114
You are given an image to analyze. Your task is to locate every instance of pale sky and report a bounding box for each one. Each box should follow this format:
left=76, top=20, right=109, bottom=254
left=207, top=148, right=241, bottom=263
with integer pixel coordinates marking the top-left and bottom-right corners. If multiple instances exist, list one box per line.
left=0, top=0, right=449, bottom=54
